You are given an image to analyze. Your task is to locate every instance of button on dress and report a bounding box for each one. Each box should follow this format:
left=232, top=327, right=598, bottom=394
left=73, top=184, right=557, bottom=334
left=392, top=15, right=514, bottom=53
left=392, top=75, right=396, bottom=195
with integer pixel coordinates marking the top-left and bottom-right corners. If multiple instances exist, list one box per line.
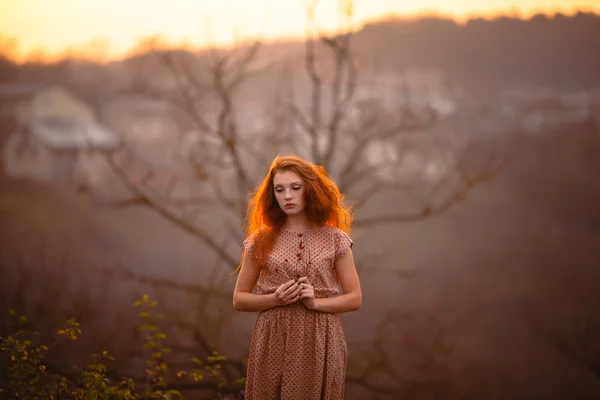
left=242, top=225, right=354, bottom=400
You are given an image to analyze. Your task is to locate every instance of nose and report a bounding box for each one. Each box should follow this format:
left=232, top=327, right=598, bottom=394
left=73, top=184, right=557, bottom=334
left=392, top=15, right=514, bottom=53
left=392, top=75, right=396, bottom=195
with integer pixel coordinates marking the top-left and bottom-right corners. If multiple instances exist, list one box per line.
left=284, top=189, right=293, bottom=200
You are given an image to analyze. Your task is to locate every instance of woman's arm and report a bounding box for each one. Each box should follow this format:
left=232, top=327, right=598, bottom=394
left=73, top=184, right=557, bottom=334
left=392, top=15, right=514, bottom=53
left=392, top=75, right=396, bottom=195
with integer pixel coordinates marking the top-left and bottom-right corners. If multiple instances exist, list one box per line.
left=299, top=248, right=362, bottom=313
left=233, top=250, right=302, bottom=312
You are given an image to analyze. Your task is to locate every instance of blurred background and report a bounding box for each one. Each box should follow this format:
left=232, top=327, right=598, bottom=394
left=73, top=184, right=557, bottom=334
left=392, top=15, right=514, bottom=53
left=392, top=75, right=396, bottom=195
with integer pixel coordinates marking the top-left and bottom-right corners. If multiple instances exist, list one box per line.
left=1, top=0, right=600, bottom=399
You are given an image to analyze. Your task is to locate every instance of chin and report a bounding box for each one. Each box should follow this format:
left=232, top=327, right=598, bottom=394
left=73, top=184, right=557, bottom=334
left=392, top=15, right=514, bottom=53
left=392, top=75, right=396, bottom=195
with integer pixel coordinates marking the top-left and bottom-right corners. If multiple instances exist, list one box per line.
left=282, top=207, right=304, bottom=215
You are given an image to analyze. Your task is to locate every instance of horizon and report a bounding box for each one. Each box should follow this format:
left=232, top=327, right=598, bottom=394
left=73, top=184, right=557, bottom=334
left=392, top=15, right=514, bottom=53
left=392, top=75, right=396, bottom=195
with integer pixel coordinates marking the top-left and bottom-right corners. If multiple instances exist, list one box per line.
left=1, top=0, right=599, bottom=64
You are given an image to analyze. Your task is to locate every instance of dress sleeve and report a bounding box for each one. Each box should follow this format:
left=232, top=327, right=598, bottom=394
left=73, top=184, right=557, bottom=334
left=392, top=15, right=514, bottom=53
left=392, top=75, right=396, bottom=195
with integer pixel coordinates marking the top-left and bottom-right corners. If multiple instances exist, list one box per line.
left=335, top=229, right=354, bottom=261
left=242, top=233, right=256, bottom=258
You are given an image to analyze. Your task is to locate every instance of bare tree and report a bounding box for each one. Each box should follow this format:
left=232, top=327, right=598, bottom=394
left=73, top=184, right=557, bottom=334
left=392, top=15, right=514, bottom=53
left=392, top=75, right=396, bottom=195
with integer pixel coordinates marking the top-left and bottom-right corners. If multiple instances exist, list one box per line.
left=106, top=0, right=501, bottom=254
left=346, top=306, right=472, bottom=398
left=99, top=0, right=504, bottom=396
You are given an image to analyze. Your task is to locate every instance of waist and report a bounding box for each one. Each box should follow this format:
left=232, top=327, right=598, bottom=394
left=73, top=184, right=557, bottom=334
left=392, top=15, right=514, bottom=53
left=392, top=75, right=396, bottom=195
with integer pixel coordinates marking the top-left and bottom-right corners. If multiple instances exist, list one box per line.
left=256, top=288, right=338, bottom=299
left=258, top=302, right=339, bottom=317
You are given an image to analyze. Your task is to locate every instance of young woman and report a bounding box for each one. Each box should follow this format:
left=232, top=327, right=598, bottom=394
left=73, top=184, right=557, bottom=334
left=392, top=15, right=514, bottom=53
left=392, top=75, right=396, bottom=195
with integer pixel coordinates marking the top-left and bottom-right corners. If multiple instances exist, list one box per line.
left=233, top=155, right=362, bottom=400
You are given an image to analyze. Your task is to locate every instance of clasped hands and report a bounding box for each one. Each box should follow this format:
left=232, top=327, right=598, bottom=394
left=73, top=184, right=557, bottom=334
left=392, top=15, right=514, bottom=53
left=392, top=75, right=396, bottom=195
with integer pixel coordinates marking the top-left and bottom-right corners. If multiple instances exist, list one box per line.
left=273, top=277, right=316, bottom=310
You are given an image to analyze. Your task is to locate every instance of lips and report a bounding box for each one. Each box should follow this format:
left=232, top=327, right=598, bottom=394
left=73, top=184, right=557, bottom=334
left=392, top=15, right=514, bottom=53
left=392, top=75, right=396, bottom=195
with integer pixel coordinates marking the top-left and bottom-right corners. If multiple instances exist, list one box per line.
left=285, top=203, right=296, bottom=208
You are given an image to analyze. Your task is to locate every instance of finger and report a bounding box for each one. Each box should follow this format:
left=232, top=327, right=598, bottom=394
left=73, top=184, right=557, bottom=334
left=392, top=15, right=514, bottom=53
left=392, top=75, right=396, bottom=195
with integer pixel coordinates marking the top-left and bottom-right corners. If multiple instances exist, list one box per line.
left=299, top=284, right=313, bottom=292
left=297, top=277, right=309, bottom=284
left=291, top=286, right=302, bottom=298
left=279, top=281, right=296, bottom=295
left=281, top=280, right=296, bottom=290
left=283, top=283, right=300, bottom=297
left=287, top=292, right=302, bottom=304
left=290, top=283, right=302, bottom=291
left=283, top=288, right=301, bottom=303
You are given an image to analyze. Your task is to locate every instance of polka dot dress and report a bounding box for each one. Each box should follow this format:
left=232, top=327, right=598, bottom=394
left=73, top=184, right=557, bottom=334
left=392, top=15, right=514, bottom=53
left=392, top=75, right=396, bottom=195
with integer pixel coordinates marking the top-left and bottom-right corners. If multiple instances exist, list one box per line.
left=243, top=225, right=353, bottom=400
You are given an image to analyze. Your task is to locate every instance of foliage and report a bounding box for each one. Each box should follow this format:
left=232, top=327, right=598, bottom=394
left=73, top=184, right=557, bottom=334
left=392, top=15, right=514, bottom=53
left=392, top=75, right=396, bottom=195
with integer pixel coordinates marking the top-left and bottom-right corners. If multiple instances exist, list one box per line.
left=0, top=296, right=244, bottom=399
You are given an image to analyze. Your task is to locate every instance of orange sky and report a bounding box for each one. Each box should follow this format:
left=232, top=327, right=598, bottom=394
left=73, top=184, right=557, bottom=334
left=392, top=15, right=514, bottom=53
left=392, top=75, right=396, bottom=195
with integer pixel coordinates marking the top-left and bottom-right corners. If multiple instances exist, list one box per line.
left=1, top=0, right=599, bottom=62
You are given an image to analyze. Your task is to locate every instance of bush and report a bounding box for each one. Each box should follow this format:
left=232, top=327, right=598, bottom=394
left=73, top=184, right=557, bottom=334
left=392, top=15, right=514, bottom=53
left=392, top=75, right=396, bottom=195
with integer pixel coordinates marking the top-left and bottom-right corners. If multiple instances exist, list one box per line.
left=0, top=295, right=244, bottom=399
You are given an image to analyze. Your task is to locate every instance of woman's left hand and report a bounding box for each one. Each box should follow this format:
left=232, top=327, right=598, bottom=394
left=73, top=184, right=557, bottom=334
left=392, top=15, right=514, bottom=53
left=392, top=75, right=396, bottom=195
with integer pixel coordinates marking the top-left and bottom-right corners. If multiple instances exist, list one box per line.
left=297, top=277, right=317, bottom=310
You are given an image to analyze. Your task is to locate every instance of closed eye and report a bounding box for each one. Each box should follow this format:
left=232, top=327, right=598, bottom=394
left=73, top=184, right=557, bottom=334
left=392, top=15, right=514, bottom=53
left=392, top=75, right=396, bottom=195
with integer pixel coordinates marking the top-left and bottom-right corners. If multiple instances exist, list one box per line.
left=275, top=186, right=302, bottom=192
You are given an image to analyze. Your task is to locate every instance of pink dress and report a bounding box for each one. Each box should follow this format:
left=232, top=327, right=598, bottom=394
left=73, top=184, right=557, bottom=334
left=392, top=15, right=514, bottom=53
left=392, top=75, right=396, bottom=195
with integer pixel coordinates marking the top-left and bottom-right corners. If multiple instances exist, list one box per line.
left=243, top=225, right=354, bottom=400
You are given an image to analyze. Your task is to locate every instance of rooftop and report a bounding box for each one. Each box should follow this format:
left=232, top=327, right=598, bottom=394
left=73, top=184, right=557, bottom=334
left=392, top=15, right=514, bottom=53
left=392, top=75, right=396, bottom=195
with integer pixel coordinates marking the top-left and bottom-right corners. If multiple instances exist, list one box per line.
left=28, top=116, right=120, bottom=151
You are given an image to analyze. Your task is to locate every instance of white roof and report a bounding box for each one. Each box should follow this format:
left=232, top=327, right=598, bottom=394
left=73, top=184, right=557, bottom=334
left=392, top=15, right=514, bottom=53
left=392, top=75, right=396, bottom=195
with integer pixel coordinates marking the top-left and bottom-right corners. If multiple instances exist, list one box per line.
left=29, top=117, right=120, bottom=150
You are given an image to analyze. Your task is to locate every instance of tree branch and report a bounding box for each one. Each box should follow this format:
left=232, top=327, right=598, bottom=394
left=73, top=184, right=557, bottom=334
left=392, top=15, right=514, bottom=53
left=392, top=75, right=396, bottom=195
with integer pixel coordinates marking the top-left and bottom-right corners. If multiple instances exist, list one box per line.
left=322, top=32, right=357, bottom=171
left=354, top=161, right=503, bottom=228
left=104, top=152, right=239, bottom=268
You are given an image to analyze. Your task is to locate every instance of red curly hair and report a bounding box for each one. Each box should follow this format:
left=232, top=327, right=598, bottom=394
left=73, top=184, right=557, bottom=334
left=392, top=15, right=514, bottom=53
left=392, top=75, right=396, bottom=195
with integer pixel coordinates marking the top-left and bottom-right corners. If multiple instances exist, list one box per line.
left=242, top=155, right=353, bottom=268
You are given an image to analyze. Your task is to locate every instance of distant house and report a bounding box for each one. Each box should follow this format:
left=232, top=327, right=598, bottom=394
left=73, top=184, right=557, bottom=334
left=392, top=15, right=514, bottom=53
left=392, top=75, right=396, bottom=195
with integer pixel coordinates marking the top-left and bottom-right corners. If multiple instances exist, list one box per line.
left=350, top=70, right=459, bottom=120
left=1, top=83, right=120, bottom=188
left=100, top=93, right=205, bottom=197
left=0, top=83, right=94, bottom=122
left=498, top=87, right=599, bottom=133
left=345, top=70, right=460, bottom=183
left=100, top=93, right=193, bottom=162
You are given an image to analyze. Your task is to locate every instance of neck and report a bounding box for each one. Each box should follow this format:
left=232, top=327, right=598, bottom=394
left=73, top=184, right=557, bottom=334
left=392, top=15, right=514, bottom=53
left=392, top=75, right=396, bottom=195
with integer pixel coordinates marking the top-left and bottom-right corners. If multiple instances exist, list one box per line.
left=283, top=213, right=312, bottom=232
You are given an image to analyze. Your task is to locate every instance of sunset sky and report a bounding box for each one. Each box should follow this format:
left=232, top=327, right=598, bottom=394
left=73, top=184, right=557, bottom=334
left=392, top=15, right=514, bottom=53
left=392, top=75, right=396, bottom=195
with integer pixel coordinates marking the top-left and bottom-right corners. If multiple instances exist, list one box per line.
left=1, top=0, right=599, bottom=62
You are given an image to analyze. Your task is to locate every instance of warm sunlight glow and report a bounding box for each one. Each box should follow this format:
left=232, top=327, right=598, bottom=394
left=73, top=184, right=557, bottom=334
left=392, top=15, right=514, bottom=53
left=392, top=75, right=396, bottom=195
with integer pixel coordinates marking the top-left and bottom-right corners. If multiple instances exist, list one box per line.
left=1, top=0, right=599, bottom=62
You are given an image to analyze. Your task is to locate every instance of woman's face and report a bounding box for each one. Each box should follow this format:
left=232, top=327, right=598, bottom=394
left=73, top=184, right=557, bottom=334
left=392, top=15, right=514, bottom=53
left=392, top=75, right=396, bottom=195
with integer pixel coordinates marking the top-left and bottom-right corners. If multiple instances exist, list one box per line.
left=273, top=169, right=306, bottom=215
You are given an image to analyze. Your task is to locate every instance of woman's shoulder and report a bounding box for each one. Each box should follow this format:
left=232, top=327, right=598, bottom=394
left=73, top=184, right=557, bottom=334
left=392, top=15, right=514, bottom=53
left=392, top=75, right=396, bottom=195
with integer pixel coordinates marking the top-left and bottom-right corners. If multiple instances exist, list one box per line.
left=316, top=225, right=353, bottom=242
left=242, top=229, right=262, bottom=248
left=315, top=226, right=353, bottom=259
left=318, top=224, right=350, bottom=234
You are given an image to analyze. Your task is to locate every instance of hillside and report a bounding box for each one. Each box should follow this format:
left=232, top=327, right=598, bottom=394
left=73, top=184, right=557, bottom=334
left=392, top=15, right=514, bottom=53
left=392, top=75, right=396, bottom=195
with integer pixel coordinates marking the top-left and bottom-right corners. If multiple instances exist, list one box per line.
left=1, top=121, right=600, bottom=397
left=2, top=12, right=599, bottom=92
left=351, top=12, right=600, bottom=90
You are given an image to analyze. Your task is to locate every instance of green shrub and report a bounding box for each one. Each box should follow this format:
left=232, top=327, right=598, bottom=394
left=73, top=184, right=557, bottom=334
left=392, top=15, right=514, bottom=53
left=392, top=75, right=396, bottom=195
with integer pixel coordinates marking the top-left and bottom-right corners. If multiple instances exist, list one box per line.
left=0, top=295, right=244, bottom=399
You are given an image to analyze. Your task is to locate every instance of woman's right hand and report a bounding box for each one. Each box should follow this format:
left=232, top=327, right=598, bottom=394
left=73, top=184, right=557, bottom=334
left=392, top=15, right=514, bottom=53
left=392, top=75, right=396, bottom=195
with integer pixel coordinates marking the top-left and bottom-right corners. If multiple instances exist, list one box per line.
left=273, top=279, right=301, bottom=306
